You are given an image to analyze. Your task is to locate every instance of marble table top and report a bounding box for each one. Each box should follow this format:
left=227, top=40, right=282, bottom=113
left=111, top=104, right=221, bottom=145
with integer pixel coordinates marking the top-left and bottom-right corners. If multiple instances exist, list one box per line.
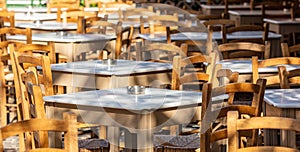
left=15, top=22, right=77, bottom=31
left=7, top=32, right=115, bottom=43
left=264, top=88, right=300, bottom=108
left=43, top=87, right=202, bottom=112
left=50, top=60, right=172, bottom=76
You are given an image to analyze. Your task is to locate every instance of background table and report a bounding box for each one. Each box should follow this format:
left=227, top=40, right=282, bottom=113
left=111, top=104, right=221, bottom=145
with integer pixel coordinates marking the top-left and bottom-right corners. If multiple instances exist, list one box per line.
left=7, top=32, right=115, bottom=62
left=264, top=88, right=300, bottom=148
left=263, top=18, right=300, bottom=43
left=217, top=59, right=300, bottom=82
left=44, top=87, right=202, bottom=152
left=15, top=22, right=78, bottom=32
left=138, top=31, right=282, bottom=57
left=50, top=60, right=172, bottom=90
left=200, top=4, right=250, bottom=15
left=229, top=10, right=291, bottom=26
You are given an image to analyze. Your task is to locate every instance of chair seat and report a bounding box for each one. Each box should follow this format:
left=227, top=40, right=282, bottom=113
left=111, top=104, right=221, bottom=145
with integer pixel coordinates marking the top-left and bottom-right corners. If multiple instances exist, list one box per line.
left=78, top=138, right=110, bottom=151
left=153, top=133, right=200, bottom=150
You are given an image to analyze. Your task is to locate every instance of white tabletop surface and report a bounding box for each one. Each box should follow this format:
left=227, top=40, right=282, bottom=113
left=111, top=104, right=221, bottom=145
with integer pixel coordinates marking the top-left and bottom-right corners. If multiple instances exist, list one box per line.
left=218, top=59, right=300, bottom=74
left=200, top=4, right=250, bottom=9
left=7, top=32, right=115, bottom=43
left=264, top=88, right=300, bottom=108
left=138, top=31, right=281, bottom=42
left=263, top=18, right=300, bottom=25
left=229, top=10, right=290, bottom=16
left=14, top=13, right=57, bottom=21
left=50, top=60, right=172, bottom=75
left=43, top=87, right=201, bottom=112
left=15, top=22, right=77, bottom=31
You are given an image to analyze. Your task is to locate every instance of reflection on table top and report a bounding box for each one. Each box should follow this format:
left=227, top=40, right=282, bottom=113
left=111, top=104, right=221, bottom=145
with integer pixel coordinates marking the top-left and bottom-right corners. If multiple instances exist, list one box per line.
left=138, top=31, right=281, bottom=41
left=50, top=60, right=172, bottom=75
left=43, top=87, right=201, bottom=112
left=15, top=22, right=77, bottom=31
left=229, top=10, right=290, bottom=16
left=263, top=18, right=300, bottom=25
left=264, top=88, right=300, bottom=108
left=218, top=59, right=300, bottom=74
left=7, top=32, right=115, bottom=43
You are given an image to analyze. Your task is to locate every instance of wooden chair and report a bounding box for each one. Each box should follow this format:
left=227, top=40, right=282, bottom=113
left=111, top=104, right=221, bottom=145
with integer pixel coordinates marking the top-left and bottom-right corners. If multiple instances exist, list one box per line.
left=137, top=42, right=187, bottom=62
left=0, top=10, right=14, bottom=27
left=0, top=111, right=78, bottom=151
left=97, top=1, right=133, bottom=14
left=56, top=8, right=98, bottom=23
left=227, top=110, right=300, bottom=152
left=203, top=19, right=236, bottom=44
left=47, top=0, right=81, bottom=13
left=119, top=6, right=155, bottom=22
left=171, top=53, right=216, bottom=91
left=200, top=79, right=266, bottom=152
left=252, top=56, right=300, bottom=87
left=10, top=47, right=110, bottom=152
left=81, top=20, right=133, bottom=59
left=0, top=28, right=32, bottom=127
left=224, top=0, right=251, bottom=18
left=218, top=41, right=270, bottom=60
left=278, top=65, right=300, bottom=89
left=222, top=23, right=269, bottom=44
left=281, top=42, right=300, bottom=57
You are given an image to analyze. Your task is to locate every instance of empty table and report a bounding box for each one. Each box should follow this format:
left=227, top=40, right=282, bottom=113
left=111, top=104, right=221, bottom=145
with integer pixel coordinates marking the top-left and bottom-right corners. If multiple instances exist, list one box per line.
left=50, top=59, right=172, bottom=90
left=44, top=87, right=202, bottom=152
left=264, top=88, right=300, bottom=148
left=7, top=32, right=115, bottom=62
left=138, top=31, right=282, bottom=57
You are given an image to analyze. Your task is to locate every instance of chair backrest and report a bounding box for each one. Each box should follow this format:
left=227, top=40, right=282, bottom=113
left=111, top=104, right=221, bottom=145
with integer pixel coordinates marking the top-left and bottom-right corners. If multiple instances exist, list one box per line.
left=252, top=56, right=300, bottom=86
left=171, top=53, right=217, bottom=91
left=200, top=79, right=267, bottom=152
left=227, top=110, right=300, bottom=152
left=9, top=44, right=54, bottom=111
left=138, top=42, right=187, bottom=62
left=82, top=20, right=133, bottom=59
left=222, top=23, right=269, bottom=44
left=218, top=41, right=270, bottom=60
left=47, top=0, right=81, bottom=13
left=120, top=6, right=155, bottom=22
left=261, top=1, right=291, bottom=20
left=0, top=111, right=78, bottom=151
left=281, top=42, right=300, bottom=57
left=140, top=14, right=179, bottom=35
left=278, top=65, right=300, bottom=89
left=0, top=27, right=32, bottom=44
left=203, top=19, right=236, bottom=33
left=291, top=1, right=300, bottom=20
left=97, top=1, right=133, bottom=14
left=77, top=15, right=108, bottom=34
left=224, top=0, right=251, bottom=18
left=57, top=8, right=98, bottom=23
left=0, top=10, right=14, bottom=27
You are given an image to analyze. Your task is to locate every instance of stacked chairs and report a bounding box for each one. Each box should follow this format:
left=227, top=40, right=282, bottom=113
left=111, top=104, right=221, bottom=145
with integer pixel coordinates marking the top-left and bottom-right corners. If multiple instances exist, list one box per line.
left=9, top=43, right=111, bottom=152
left=0, top=27, right=32, bottom=127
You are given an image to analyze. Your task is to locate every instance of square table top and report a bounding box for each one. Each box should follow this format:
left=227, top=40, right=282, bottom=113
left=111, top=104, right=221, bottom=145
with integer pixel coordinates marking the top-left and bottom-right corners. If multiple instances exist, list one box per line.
left=7, top=32, right=115, bottom=43
left=50, top=60, right=172, bottom=76
left=264, top=88, right=300, bottom=108
left=15, top=22, right=78, bottom=31
left=218, top=59, right=300, bottom=74
left=138, top=31, right=281, bottom=42
left=263, top=18, right=300, bottom=25
left=229, top=10, right=290, bottom=16
left=14, top=13, right=57, bottom=22
left=43, top=87, right=202, bottom=112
